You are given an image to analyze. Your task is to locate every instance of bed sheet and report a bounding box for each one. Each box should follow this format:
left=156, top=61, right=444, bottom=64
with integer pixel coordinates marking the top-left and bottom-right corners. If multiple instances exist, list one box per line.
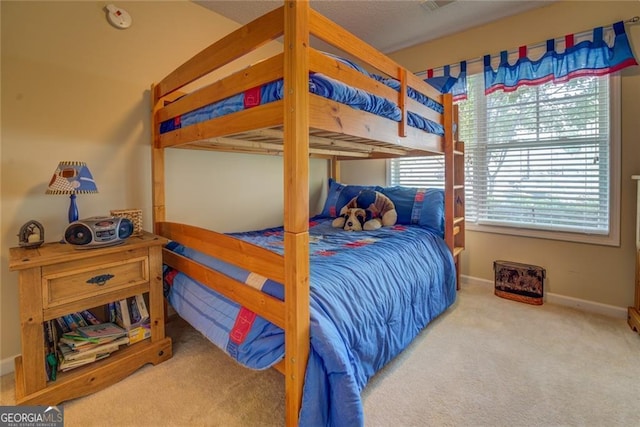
left=164, top=217, right=456, bottom=426
left=159, top=59, right=445, bottom=137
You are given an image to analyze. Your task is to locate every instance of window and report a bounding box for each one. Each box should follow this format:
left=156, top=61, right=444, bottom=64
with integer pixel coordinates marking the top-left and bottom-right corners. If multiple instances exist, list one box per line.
left=390, top=73, right=620, bottom=245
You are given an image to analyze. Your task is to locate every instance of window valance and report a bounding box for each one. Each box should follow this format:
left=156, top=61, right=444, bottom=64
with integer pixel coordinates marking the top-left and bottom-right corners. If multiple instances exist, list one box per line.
left=484, top=21, right=637, bottom=94
left=417, top=18, right=637, bottom=98
left=424, top=61, right=468, bottom=101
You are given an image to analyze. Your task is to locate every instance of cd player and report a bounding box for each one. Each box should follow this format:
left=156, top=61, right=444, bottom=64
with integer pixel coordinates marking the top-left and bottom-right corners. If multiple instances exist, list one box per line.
left=65, top=216, right=134, bottom=248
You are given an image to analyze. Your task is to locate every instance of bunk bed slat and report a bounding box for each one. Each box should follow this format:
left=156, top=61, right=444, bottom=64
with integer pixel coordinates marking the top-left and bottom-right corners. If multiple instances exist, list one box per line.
left=163, top=250, right=286, bottom=329
left=308, top=9, right=398, bottom=78
left=405, top=71, right=444, bottom=104
left=157, top=53, right=285, bottom=123
left=158, top=101, right=284, bottom=148
left=309, top=49, right=398, bottom=101
left=156, top=6, right=285, bottom=98
left=157, top=222, right=285, bottom=284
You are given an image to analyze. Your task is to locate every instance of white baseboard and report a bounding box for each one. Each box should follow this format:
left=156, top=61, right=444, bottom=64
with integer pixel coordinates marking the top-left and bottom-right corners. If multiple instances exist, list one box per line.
left=461, top=274, right=627, bottom=319
left=544, top=293, right=627, bottom=319
left=1, top=355, right=17, bottom=376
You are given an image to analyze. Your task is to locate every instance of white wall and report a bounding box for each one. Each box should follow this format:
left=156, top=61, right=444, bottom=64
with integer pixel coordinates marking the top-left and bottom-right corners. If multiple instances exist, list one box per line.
left=0, top=1, right=327, bottom=367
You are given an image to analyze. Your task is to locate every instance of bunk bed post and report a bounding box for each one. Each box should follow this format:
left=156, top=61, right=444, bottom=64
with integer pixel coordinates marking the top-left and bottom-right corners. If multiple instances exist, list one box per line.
left=151, top=83, right=166, bottom=233
left=398, top=68, right=407, bottom=138
left=283, top=1, right=310, bottom=425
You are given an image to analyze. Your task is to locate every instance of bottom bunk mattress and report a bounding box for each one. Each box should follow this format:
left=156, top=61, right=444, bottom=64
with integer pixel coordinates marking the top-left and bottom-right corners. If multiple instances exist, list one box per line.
left=163, top=217, right=457, bottom=426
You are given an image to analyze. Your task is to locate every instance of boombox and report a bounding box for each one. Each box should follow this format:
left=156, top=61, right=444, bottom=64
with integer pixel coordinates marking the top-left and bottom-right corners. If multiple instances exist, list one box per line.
left=65, top=216, right=134, bottom=248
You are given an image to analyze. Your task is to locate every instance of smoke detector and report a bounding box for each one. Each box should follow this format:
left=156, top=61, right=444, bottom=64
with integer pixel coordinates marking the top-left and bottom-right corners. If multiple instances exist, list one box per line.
left=420, top=0, right=456, bottom=12
left=105, top=4, right=132, bottom=29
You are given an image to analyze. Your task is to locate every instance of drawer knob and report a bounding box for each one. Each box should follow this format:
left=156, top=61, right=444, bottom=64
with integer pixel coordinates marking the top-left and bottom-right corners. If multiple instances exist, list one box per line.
left=87, top=274, right=114, bottom=286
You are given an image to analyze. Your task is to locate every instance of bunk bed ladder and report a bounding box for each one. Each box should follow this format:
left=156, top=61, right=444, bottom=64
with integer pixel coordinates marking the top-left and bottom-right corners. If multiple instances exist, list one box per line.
left=443, top=95, right=465, bottom=289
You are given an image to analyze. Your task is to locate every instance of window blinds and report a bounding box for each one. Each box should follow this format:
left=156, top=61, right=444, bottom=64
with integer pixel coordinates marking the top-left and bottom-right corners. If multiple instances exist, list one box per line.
left=461, top=73, right=611, bottom=234
left=391, top=73, right=612, bottom=236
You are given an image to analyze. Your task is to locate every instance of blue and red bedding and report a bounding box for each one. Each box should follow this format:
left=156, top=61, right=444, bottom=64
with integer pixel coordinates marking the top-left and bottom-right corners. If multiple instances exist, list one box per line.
left=164, top=217, right=456, bottom=426
left=160, top=55, right=445, bottom=137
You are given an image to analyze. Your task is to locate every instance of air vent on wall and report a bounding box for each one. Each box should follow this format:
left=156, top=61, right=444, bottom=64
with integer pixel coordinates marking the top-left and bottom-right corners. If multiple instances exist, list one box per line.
left=420, top=0, right=456, bottom=12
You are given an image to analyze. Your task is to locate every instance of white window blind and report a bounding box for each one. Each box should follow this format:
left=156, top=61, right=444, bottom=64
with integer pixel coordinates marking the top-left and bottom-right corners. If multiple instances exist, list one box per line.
left=390, top=73, right=620, bottom=244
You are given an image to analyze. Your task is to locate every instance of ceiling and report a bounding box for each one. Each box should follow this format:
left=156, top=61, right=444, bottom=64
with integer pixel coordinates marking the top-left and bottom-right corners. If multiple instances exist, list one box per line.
left=195, top=0, right=554, bottom=54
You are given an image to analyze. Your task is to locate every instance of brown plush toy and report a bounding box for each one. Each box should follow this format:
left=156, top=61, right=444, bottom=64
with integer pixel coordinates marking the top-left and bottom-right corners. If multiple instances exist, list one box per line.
left=332, top=190, right=397, bottom=231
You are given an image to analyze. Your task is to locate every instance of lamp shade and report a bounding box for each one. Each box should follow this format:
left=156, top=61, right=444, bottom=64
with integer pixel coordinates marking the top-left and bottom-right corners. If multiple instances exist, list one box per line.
left=46, top=161, right=98, bottom=223
left=46, top=161, right=98, bottom=195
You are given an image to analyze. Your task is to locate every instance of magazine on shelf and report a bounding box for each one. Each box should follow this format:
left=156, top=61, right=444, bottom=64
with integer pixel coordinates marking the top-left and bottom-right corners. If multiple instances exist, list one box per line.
left=55, top=317, right=71, bottom=334
left=70, top=312, right=89, bottom=328
left=59, top=331, right=124, bottom=349
left=81, top=309, right=102, bottom=325
left=113, top=295, right=149, bottom=330
left=58, top=352, right=111, bottom=372
left=57, top=335, right=128, bottom=361
left=43, top=320, right=58, bottom=381
left=127, top=322, right=151, bottom=345
left=135, top=294, right=150, bottom=323
left=62, top=314, right=80, bottom=331
left=76, top=322, right=127, bottom=339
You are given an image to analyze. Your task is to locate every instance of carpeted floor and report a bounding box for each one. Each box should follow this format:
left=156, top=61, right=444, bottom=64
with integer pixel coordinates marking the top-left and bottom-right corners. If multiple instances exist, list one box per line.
left=2, top=282, right=639, bottom=426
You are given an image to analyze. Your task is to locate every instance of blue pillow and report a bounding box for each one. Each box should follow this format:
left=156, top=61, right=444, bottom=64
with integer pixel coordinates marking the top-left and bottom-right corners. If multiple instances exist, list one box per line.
left=381, top=186, right=444, bottom=236
left=319, top=178, right=383, bottom=218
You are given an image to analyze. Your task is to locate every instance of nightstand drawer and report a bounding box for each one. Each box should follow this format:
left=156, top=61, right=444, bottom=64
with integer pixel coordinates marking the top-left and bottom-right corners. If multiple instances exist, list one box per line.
left=42, top=248, right=149, bottom=308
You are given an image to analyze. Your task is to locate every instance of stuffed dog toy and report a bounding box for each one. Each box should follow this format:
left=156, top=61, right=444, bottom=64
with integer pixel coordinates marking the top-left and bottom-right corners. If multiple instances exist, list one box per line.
left=339, top=208, right=368, bottom=231
left=332, top=189, right=397, bottom=231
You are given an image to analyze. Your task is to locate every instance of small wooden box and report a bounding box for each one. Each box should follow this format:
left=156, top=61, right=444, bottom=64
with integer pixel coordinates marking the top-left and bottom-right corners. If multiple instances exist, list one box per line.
left=493, top=260, right=545, bottom=305
left=110, top=208, right=143, bottom=236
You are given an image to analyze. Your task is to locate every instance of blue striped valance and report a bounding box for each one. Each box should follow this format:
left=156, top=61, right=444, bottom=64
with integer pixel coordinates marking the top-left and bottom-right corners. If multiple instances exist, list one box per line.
left=424, top=61, right=468, bottom=101
left=484, top=21, right=638, bottom=95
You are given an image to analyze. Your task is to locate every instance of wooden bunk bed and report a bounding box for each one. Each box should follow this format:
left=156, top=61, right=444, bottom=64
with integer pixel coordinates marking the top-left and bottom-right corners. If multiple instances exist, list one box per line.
left=150, top=1, right=464, bottom=425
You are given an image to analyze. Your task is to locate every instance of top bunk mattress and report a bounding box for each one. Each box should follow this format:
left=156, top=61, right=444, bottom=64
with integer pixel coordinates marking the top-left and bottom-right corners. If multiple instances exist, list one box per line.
left=160, top=54, right=445, bottom=137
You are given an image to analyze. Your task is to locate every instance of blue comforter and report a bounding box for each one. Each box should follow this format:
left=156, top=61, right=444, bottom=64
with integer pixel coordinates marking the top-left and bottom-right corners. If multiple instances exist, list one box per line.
left=160, top=54, right=445, bottom=137
left=164, top=218, right=456, bottom=426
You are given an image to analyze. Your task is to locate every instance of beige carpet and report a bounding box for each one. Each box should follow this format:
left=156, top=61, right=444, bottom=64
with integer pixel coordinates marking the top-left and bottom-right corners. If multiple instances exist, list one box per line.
left=2, top=282, right=639, bottom=426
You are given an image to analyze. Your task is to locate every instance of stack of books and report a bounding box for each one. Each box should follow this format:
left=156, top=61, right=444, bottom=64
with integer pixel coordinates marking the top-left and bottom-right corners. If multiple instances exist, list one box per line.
left=57, top=322, right=128, bottom=372
left=44, top=310, right=105, bottom=380
left=109, top=294, right=151, bottom=344
left=43, top=296, right=152, bottom=380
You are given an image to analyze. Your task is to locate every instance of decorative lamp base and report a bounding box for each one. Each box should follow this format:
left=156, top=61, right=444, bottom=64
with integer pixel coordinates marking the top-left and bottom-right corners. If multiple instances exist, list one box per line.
left=68, top=194, right=78, bottom=223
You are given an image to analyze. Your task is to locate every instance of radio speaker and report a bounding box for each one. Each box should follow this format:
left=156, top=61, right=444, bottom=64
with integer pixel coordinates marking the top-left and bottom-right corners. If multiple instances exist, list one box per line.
left=65, top=223, right=92, bottom=245
left=118, top=218, right=134, bottom=239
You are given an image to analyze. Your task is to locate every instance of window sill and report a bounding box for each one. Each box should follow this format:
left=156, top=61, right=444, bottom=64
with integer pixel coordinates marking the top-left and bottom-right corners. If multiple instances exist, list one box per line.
left=467, top=223, right=620, bottom=247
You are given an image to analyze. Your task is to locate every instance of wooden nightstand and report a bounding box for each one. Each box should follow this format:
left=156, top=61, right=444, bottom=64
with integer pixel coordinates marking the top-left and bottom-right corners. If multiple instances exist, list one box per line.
left=9, top=231, right=172, bottom=405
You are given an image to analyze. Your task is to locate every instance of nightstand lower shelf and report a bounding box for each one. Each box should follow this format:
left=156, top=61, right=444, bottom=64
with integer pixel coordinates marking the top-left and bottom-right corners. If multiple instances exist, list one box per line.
left=14, top=337, right=172, bottom=405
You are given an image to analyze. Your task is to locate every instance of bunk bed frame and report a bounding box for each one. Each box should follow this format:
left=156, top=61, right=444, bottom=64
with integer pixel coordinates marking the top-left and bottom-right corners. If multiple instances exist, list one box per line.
left=150, top=1, right=464, bottom=425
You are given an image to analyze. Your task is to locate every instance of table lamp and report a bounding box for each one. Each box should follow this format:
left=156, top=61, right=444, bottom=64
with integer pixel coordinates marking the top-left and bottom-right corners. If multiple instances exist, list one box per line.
left=46, top=161, right=98, bottom=223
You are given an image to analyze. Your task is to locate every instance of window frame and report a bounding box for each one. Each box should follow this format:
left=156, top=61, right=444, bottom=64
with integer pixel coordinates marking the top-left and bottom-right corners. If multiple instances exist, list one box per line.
left=388, top=73, right=621, bottom=246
